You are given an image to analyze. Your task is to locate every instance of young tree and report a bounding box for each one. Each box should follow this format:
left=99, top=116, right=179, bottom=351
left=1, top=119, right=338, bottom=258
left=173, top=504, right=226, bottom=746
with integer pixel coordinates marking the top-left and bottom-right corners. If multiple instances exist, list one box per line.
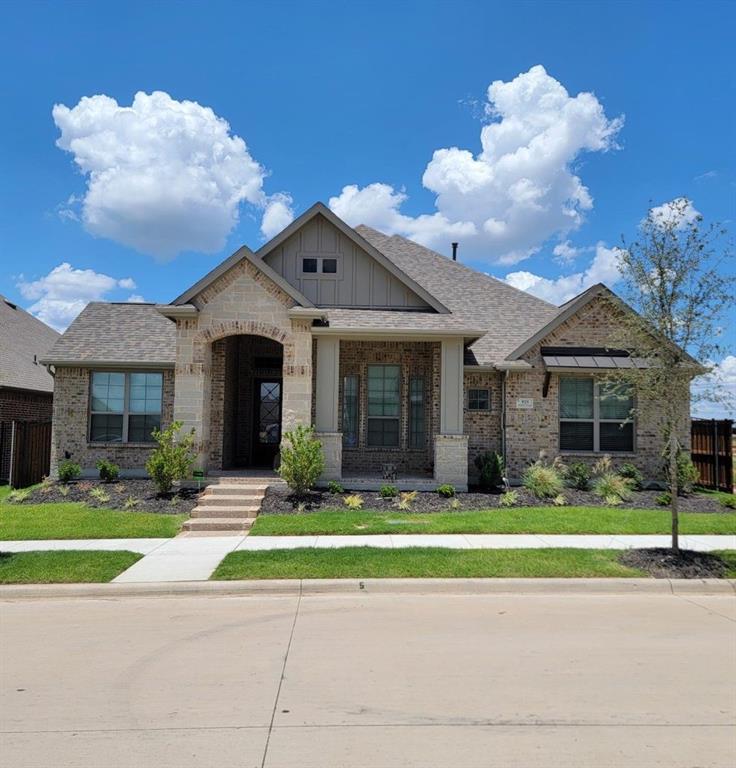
left=606, top=199, right=733, bottom=551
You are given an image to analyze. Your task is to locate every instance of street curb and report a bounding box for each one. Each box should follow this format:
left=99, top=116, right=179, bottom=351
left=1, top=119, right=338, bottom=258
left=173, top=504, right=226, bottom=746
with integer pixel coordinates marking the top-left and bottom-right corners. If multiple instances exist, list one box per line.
left=1, top=577, right=734, bottom=599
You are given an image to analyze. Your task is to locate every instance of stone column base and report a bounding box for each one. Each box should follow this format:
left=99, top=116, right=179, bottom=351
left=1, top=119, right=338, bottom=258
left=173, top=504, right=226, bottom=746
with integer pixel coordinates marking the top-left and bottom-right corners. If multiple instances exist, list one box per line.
left=316, top=432, right=342, bottom=481
left=434, top=434, right=469, bottom=491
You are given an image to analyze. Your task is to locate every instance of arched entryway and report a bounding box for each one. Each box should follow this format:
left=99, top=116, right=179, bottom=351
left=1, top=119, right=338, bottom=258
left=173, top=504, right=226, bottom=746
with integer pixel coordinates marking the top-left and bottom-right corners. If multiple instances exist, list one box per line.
left=210, top=334, right=284, bottom=469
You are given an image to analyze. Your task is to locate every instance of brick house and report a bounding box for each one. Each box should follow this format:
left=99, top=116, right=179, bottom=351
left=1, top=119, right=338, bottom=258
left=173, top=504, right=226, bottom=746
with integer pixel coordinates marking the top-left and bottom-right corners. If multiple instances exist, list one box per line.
left=0, top=296, right=60, bottom=483
left=41, top=203, right=690, bottom=490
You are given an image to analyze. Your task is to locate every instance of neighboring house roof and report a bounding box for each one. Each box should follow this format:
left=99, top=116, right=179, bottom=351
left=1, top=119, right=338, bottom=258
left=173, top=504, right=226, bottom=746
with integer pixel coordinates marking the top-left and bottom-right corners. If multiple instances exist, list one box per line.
left=355, top=226, right=559, bottom=366
left=41, top=303, right=176, bottom=367
left=0, top=296, right=59, bottom=393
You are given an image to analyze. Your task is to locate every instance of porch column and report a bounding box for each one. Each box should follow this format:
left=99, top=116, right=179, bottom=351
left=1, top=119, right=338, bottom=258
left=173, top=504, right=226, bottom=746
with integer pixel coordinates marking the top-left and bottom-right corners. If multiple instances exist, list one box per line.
left=314, top=336, right=342, bottom=480
left=435, top=337, right=468, bottom=490
left=173, top=335, right=213, bottom=472
left=282, top=319, right=313, bottom=433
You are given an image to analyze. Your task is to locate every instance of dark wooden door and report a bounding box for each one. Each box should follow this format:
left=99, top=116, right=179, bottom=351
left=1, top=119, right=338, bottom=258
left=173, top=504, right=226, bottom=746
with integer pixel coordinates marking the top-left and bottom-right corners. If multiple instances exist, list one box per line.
left=252, top=379, right=282, bottom=467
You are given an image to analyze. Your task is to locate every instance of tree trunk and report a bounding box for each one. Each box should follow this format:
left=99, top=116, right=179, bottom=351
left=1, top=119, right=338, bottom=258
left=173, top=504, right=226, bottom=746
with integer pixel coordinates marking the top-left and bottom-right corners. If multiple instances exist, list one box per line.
left=669, top=434, right=679, bottom=552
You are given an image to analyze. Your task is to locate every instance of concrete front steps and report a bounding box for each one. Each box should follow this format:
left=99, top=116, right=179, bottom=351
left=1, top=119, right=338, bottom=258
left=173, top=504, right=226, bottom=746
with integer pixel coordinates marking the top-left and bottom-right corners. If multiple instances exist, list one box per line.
left=183, top=479, right=269, bottom=533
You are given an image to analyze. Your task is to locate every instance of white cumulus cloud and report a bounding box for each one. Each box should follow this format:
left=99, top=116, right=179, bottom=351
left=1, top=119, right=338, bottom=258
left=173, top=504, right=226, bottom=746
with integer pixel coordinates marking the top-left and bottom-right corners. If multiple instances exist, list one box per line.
left=692, top=355, right=736, bottom=418
left=552, top=240, right=582, bottom=265
left=329, top=65, right=623, bottom=264
left=504, top=243, right=623, bottom=305
left=261, top=193, right=295, bottom=239
left=648, top=197, right=700, bottom=229
left=53, top=91, right=287, bottom=259
left=17, top=263, right=141, bottom=331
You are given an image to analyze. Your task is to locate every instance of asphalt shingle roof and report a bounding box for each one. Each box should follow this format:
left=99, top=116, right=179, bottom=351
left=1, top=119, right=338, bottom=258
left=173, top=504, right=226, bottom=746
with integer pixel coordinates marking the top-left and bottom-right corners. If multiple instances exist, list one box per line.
left=42, top=303, right=176, bottom=366
left=355, top=226, right=560, bottom=366
left=322, top=308, right=482, bottom=334
left=0, top=296, right=59, bottom=393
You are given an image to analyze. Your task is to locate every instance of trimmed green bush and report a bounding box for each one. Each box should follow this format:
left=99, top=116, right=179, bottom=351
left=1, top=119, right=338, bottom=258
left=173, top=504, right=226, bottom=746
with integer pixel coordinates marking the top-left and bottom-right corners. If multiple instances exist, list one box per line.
left=436, top=484, right=455, bottom=498
left=656, top=492, right=671, bottom=506
left=145, top=421, right=196, bottom=494
left=474, top=451, right=504, bottom=491
left=58, top=460, right=81, bottom=484
left=499, top=489, right=518, bottom=507
left=522, top=461, right=564, bottom=499
left=96, top=458, right=120, bottom=483
left=617, top=462, right=643, bottom=490
left=565, top=461, right=591, bottom=491
left=720, top=495, right=736, bottom=510
left=278, top=425, right=325, bottom=496
left=327, top=480, right=344, bottom=494
left=379, top=484, right=398, bottom=498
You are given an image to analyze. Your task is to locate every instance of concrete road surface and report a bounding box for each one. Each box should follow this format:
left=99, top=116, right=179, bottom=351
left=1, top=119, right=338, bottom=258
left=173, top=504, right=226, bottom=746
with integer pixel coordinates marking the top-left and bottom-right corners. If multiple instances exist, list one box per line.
left=1, top=590, right=735, bottom=767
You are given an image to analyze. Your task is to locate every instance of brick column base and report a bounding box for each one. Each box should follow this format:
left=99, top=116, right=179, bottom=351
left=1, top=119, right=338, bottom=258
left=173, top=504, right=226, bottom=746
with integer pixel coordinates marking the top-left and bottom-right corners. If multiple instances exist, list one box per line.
left=434, top=434, right=468, bottom=491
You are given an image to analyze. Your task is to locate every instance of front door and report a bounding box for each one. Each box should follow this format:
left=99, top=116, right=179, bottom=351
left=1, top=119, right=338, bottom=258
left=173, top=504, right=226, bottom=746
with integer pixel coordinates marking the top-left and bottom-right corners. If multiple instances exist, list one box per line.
left=252, top=379, right=282, bottom=467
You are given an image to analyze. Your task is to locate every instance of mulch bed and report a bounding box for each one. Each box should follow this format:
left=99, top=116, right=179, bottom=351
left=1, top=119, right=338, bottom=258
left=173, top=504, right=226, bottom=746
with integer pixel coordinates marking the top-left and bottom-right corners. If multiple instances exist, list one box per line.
left=261, top=487, right=727, bottom=515
left=620, top=548, right=729, bottom=579
left=21, top=479, right=199, bottom=515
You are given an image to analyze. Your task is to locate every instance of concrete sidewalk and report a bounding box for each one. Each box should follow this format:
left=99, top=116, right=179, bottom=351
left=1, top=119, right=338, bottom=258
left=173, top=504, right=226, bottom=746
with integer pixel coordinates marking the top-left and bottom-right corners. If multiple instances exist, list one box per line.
left=2, top=533, right=734, bottom=582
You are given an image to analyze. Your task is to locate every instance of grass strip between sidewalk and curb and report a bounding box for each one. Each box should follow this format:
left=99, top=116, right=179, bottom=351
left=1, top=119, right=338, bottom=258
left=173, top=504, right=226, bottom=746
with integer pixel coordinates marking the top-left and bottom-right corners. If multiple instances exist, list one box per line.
left=212, top=547, right=657, bottom=580
left=0, top=550, right=143, bottom=584
left=251, top=507, right=736, bottom=537
left=0, top=503, right=187, bottom=540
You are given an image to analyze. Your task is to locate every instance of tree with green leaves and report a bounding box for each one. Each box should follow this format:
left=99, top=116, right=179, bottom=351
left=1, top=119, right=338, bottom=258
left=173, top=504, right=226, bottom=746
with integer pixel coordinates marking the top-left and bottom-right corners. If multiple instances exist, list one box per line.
left=605, top=198, right=733, bottom=551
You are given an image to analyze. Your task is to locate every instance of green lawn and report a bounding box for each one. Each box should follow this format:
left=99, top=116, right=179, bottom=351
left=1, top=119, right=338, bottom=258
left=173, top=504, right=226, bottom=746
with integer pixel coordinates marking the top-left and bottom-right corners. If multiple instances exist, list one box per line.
left=696, top=488, right=736, bottom=506
left=0, top=550, right=142, bottom=583
left=0, top=502, right=187, bottom=540
left=251, top=506, right=736, bottom=537
left=213, top=547, right=647, bottom=580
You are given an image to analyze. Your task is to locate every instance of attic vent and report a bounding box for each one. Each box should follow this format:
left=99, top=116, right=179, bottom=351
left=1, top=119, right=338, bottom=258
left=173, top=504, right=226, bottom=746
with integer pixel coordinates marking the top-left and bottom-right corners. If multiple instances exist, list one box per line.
left=3, top=299, right=17, bottom=310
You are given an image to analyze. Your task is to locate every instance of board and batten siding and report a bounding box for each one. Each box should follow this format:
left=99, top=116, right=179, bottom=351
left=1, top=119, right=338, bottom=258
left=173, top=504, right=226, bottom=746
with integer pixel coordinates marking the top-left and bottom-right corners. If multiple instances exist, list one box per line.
left=263, top=213, right=429, bottom=309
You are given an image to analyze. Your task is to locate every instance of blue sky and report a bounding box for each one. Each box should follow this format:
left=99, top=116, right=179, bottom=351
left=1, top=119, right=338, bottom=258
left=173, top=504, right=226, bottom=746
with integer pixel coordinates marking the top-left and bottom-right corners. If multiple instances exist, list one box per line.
left=0, top=0, right=734, bottom=411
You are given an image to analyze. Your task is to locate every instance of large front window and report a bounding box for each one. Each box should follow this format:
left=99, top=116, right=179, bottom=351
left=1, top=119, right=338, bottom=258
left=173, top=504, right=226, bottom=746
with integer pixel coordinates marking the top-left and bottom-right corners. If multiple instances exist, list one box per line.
left=366, top=365, right=400, bottom=447
left=559, top=377, right=634, bottom=453
left=90, top=371, right=163, bottom=443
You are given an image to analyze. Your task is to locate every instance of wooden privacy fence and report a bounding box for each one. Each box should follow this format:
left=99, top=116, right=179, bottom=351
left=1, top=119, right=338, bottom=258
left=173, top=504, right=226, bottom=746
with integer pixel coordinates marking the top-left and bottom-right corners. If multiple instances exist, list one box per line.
left=691, top=419, right=733, bottom=493
left=0, top=420, right=52, bottom=489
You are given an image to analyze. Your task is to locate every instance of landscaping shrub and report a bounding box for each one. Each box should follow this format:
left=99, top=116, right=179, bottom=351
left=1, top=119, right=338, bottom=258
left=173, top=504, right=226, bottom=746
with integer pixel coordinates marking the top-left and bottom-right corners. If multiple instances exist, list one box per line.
left=565, top=461, right=591, bottom=491
left=449, top=498, right=461, bottom=510
left=327, top=480, right=344, bottom=494
left=343, top=494, right=364, bottom=509
left=720, top=495, right=736, bottom=510
left=436, top=484, right=455, bottom=498
left=604, top=494, right=622, bottom=506
left=379, top=484, right=399, bottom=498
left=124, top=496, right=139, bottom=509
left=58, top=459, right=81, bottom=484
left=499, top=489, right=518, bottom=507
left=474, top=451, right=504, bottom=491
left=278, top=425, right=325, bottom=496
left=593, top=472, right=633, bottom=502
left=397, top=491, right=417, bottom=510
left=663, top=451, right=699, bottom=495
left=96, top=458, right=120, bottom=483
left=552, top=494, right=567, bottom=506
left=8, top=488, right=32, bottom=503
left=593, top=454, right=613, bottom=476
left=522, top=461, right=564, bottom=499
left=656, top=492, right=671, bottom=506
left=617, top=462, right=644, bottom=490
left=145, top=421, right=196, bottom=494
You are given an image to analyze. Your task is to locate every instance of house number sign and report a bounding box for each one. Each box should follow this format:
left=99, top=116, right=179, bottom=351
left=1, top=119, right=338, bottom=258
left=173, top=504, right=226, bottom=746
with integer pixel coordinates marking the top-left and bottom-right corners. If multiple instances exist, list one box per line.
left=516, top=398, right=534, bottom=409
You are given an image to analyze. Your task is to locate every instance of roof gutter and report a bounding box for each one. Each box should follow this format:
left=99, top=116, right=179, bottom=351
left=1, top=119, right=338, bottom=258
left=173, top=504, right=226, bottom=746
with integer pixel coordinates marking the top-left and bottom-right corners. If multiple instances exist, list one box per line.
left=155, top=304, right=199, bottom=320
left=494, top=360, right=533, bottom=372
left=38, top=359, right=175, bottom=370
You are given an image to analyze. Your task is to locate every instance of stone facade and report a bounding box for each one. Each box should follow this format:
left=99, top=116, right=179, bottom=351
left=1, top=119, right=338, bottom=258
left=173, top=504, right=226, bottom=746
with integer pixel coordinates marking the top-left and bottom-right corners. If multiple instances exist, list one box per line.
left=49, top=367, right=174, bottom=476
left=337, top=340, right=441, bottom=474
left=463, top=370, right=503, bottom=481
left=173, top=257, right=313, bottom=470
left=503, top=295, right=691, bottom=482
left=434, top=435, right=469, bottom=490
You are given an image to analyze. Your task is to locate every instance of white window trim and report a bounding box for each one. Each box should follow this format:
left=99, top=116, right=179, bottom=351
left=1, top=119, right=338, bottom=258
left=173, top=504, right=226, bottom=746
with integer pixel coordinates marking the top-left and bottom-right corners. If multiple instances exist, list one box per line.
left=559, top=377, right=636, bottom=454
left=89, top=370, right=163, bottom=445
left=366, top=364, right=401, bottom=449
left=299, top=253, right=342, bottom=280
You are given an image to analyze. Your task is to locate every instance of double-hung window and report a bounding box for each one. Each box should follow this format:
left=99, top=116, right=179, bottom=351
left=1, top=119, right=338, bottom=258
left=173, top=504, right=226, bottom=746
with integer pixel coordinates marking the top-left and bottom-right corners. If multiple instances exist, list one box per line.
left=559, top=377, right=634, bottom=453
left=90, top=371, right=163, bottom=443
left=366, top=365, right=400, bottom=447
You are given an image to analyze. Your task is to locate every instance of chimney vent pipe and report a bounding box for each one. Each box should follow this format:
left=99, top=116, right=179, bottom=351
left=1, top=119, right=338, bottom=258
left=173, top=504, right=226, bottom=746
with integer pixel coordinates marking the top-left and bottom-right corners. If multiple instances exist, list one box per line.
left=451, top=242, right=458, bottom=261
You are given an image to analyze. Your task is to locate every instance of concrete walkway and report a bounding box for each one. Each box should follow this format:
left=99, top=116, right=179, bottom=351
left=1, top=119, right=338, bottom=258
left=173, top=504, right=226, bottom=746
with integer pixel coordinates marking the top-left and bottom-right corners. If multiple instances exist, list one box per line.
left=2, top=534, right=734, bottom=583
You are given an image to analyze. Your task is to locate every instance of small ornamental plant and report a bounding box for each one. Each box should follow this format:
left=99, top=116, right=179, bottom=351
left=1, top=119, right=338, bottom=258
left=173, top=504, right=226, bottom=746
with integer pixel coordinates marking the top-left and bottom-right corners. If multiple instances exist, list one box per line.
left=327, top=480, right=344, bottom=494
left=617, top=462, right=644, bottom=490
left=278, top=425, right=325, bottom=496
left=522, top=461, right=564, bottom=499
left=474, top=451, right=504, bottom=491
left=343, top=494, right=364, bottom=509
left=58, top=459, right=81, bottom=484
left=436, top=484, right=455, bottom=498
left=379, top=484, right=398, bottom=498
left=565, top=461, right=591, bottom=491
left=397, top=491, right=417, bottom=510
left=499, top=489, right=518, bottom=507
left=96, top=458, right=120, bottom=483
left=145, top=421, right=196, bottom=494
